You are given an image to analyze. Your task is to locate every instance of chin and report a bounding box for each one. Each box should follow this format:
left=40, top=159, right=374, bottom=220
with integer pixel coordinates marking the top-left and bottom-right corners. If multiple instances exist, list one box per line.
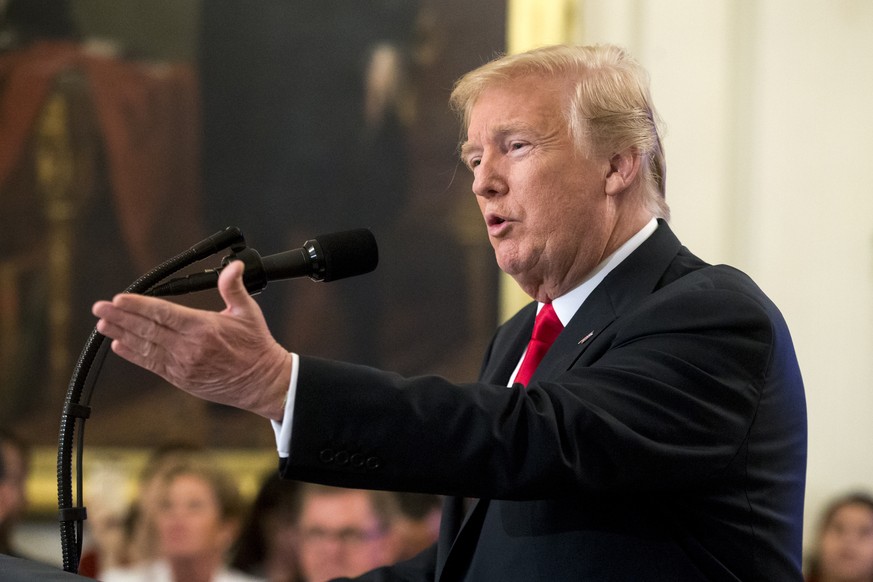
left=497, top=254, right=535, bottom=282
left=495, top=251, right=526, bottom=278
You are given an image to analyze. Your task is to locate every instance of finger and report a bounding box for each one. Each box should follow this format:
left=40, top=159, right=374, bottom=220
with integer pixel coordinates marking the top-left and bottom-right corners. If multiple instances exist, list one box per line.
left=97, top=300, right=201, bottom=385
left=218, top=260, right=257, bottom=316
left=95, top=295, right=165, bottom=339
left=93, top=299, right=144, bottom=341
left=95, top=295, right=201, bottom=368
left=109, top=292, right=210, bottom=335
left=93, top=302, right=167, bottom=375
left=93, top=303, right=168, bottom=365
left=108, top=336, right=166, bottom=377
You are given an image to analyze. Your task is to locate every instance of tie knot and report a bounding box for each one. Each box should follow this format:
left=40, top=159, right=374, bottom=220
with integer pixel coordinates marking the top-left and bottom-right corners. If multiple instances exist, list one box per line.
left=514, top=302, right=564, bottom=386
left=532, top=302, right=563, bottom=344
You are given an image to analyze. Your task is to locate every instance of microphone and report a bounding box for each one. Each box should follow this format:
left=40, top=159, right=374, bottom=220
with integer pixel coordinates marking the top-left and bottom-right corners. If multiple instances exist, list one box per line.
left=147, top=228, right=378, bottom=297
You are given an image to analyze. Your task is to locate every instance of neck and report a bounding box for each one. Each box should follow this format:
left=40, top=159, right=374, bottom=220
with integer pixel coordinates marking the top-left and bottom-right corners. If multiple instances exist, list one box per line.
left=525, top=209, right=654, bottom=302
left=600, top=206, right=654, bottom=264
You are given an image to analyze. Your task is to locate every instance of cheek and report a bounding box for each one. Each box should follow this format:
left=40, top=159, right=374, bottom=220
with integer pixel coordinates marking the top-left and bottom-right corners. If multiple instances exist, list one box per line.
left=533, top=179, right=586, bottom=224
left=193, top=513, right=223, bottom=539
left=861, top=537, right=873, bottom=562
left=155, top=514, right=176, bottom=536
left=347, top=544, right=381, bottom=569
left=820, top=533, right=841, bottom=558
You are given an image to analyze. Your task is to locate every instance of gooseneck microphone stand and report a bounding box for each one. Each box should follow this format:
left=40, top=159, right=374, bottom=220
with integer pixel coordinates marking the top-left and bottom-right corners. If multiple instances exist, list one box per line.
left=56, top=227, right=246, bottom=574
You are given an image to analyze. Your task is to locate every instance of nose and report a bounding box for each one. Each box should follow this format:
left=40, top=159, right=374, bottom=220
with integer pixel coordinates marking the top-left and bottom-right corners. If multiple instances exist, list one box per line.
left=471, top=155, right=508, bottom=199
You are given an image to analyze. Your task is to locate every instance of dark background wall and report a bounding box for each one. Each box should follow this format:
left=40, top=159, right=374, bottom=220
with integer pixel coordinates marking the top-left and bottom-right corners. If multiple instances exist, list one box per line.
left=1, top=0, right=506, bottom=450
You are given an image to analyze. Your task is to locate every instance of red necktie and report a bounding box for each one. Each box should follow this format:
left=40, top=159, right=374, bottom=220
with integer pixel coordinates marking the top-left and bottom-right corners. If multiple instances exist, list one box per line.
left=515, top=302, right=563, bottom=386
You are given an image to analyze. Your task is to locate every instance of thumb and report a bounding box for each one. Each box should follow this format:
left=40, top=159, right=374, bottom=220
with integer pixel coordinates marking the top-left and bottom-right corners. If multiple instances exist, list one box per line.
left=217, top=260, right=256, bottom=315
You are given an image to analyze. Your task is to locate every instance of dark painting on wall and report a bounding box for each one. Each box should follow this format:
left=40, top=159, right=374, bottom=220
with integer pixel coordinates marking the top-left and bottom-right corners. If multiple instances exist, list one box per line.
left=0, top=0, right=506, bottom=454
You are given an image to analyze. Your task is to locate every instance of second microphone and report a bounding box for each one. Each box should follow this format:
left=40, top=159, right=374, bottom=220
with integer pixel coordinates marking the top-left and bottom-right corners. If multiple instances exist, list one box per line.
left=147, top=228, right=378, bottom=297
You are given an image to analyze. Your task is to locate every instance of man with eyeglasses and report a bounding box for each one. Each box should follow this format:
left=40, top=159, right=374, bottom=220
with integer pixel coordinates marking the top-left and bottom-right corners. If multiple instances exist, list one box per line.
left=296, top=484, right=398, bottom=582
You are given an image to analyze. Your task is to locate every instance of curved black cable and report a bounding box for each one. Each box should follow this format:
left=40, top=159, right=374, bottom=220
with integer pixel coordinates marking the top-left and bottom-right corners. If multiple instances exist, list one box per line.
left=57, top=227, right=245, bottom=573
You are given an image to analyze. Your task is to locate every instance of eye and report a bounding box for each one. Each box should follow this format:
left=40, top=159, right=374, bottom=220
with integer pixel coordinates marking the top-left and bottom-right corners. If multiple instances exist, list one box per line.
left=465, top=156, right=481, bottom=170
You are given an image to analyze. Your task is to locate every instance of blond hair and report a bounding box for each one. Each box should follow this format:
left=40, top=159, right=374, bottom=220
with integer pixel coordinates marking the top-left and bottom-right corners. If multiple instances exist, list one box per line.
left=157, top=457, right=245, bottom=523
left=450, top=44, right=669, bottom=220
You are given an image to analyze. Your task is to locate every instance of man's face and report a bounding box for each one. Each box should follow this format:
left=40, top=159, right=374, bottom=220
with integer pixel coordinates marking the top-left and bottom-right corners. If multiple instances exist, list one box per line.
left=297, top=490, right=390, bottom=582
left=462, top=75, right=617, bottom=301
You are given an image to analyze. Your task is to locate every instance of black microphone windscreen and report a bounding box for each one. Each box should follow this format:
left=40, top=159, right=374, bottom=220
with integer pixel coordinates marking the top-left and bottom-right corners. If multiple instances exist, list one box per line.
left=317, top=228, right=379, bottom=282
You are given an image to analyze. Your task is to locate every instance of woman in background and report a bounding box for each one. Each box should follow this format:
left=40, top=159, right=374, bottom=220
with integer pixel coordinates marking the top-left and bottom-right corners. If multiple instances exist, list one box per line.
left=806, top=491, right=873, bottom=582
left=101, top=457, right=261, bottom=582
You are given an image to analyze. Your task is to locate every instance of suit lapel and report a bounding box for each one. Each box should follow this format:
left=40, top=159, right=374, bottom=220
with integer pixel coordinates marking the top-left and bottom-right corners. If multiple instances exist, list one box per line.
left=436, top=497, right=490, bottom=580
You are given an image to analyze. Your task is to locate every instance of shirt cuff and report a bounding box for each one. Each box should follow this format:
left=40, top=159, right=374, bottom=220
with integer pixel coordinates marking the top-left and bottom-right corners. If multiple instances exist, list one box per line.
left=271, top=352, right=300, bottom=458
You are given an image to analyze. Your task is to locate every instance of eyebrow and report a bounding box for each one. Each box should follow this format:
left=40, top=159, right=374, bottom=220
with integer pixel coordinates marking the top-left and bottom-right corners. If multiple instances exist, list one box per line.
left=459, top=141, right=480, bottom=162
left=460, top=121, right=541, bottom=161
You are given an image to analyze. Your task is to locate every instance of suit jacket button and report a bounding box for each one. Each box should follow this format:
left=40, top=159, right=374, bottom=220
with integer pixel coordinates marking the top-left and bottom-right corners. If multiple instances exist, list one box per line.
left=366, top=456, right=381, bottom=470
left=334, top=450, right=350, bottom=466
left=319, top=449, right=334, bottom=463
left=350, top=453, right=365, bottom=468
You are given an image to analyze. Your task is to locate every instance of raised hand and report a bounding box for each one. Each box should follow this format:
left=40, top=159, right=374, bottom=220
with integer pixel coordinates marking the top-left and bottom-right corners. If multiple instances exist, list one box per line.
left=92, top=260, right=291, bottom=420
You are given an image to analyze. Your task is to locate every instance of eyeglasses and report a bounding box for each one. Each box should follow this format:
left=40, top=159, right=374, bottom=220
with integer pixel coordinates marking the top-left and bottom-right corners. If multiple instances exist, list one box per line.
left=299, top=526, right=386, bottom=546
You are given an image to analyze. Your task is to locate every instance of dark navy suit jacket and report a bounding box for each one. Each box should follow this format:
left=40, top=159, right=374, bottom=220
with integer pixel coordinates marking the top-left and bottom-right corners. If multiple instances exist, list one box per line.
left=279, top=221, right=807, bottom=581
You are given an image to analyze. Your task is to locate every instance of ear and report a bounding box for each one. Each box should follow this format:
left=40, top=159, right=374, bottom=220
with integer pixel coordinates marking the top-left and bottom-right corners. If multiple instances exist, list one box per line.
left=604, top=148, right=641, bottom=196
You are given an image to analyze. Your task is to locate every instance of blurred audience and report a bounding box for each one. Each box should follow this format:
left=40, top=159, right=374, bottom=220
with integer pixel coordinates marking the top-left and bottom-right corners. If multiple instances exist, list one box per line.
left=100, top=454, right=259, bottom=582
left=231, top=473, right=303, bottom=582
left=296, top=484, right=398, bottom=582
left=79, top=442, right=205, bottom=577
left=0, top=428, right=29, bottom=557
left=78, top=456, right=129, bottom=576
left=0, top=425, right=438, bottom=581
left=806, top=491, right=873, bottom=582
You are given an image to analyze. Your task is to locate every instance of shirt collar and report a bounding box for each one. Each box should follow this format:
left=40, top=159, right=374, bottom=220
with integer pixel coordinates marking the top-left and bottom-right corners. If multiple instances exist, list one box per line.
left=548, top=218, right=659, bottom=325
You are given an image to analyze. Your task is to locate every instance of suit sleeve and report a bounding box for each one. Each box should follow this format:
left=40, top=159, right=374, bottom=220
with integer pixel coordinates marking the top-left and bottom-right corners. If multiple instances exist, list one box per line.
left=278, top=281, right=781, bottom=500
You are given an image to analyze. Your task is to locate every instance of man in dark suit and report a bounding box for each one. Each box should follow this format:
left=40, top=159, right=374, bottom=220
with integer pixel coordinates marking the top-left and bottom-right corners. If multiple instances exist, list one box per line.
left=93, top=44, right=807, bottom=580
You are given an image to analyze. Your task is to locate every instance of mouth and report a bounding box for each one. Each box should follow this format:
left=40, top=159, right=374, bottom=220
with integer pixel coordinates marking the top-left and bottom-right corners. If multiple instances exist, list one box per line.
left=485, top=213, right=511, bottom=237
left=486, top=213, right=506, bottom=227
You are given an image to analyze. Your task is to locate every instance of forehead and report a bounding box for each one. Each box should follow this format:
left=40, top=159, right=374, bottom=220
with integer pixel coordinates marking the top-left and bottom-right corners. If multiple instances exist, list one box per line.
left=164, top=473, right=215, bottom=499
left=466, top=76, right=566, bottom=135
left=301, top=491, right=377, bottom=526
left=830, top=502, right=873, bottom=524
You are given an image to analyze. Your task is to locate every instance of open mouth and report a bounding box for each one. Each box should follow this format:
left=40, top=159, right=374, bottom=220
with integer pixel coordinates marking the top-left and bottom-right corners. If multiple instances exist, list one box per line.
left=486, top=214, right=506, bottom=227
